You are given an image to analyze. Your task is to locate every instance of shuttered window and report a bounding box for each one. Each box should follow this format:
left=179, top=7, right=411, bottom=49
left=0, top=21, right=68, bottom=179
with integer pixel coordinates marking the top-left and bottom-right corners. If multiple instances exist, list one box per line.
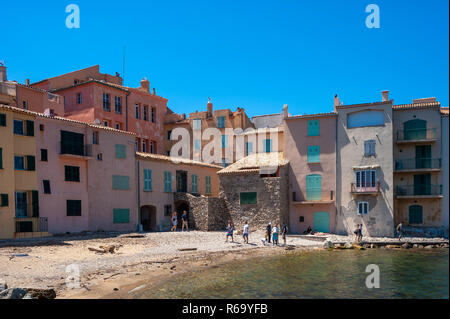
left=32, top=190, right=39, bottom=217
left=0, top=113, right=6, bottom=126
left=409, top=205, right=423, bottom=224
left=307, top=145, right=320, bottom=163
left=263, top=139, right=272, bottom=153
left=0, top=147, right=2, bottom=169
left=0, top=194, right=8, bottom=207
left=143, top=169, right=152, bottom=191
left=240, top=192, right=257, bottom=204
left=191, top=174, right=198, bottom=193
left=222, top=135, right=228, bottom=148
left=364, top=140, right=376, bottom=157
left=65, top=166, right=80, bottom=182
left=306, top=174, right=322, bottom=200
left=217, top=116, right=225, bottom=128
left=113, top=209, right=130, bottom=223
left=14, top=156, right=25, bottom=170
left=13, top=120, right=24, bottom=135
left=205, top=176, right=211, bottom=195
left=26, top=120, right=34, bottom=137
left=245, top=142, right=253, bottom=156
left=164, top=171, right=172, bottom=192
left=41, top=149, right=48, bottom=162
left=26, top=155, right=35, bottom=171
left=67, top=200, right=82, bottom=216
left=308, top=120, right=319, bottom=136
left=115, top=144, right=127, bottom=159
left=112, top=175, right=130, bottom=190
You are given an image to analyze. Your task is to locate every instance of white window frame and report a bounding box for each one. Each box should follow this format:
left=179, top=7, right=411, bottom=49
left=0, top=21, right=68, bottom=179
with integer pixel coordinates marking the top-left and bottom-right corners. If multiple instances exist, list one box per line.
left=357, top=201, right=369, bottom=215
left=355, top=170, right=377, bottom=188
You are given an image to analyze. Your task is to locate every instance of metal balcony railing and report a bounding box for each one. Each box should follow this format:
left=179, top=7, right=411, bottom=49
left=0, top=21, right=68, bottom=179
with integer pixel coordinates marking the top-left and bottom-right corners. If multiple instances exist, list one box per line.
left=351, top=182, right=380, bottom=194
left=297, top=189, right=334, bottom=202
left=397, top=128, right=437, bottom=142
left=60, top=141, right=92, bottom=157
left=395, top=158, right=442, bottom=170
left=15, top=217, right=48, bottom=233
left=396, top=184, right=443, bottom=196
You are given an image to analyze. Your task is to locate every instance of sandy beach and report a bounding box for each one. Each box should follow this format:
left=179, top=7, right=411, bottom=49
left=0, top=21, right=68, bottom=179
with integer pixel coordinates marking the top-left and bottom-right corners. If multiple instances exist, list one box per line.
left=0, top=230, right=322, bottom=299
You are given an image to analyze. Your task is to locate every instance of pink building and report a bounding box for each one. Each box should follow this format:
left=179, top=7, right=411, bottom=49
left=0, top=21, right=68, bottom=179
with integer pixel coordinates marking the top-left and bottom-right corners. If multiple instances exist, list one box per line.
left=284, top=113, right=337, bottom=234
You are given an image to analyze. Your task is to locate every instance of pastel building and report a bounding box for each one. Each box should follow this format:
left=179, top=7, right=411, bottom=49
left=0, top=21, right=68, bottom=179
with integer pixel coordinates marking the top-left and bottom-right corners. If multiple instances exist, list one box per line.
left=393, top=98, right=447, bottom=236
left=284, top=112, right=337, bottom=234
left=335, top=93, right=395, bottom=237
left=136, top=152, right=222, bottom=231
left=0, top=105, right=46, bottom=239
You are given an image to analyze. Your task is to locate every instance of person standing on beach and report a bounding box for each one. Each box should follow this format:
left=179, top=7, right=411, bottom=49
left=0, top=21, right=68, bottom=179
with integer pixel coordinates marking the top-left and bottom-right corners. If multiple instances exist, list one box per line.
left=170, top=212, right=178, bottom=232
left=226, top=220, right=234, bottom=243
left=272, top=224, right=279, bottom=245
left=266, top=223, right=272, bottom=244
left=354, top=224, right=359, bottom=242
left=358, top=224, right=363, bottom=243
left=396, top=222, right=403, bottom=240
left=181, top=211, right=188, bottom=232
left=243, top=220, right=249, bottom=244
left=281, top=224, right=288, bottom=246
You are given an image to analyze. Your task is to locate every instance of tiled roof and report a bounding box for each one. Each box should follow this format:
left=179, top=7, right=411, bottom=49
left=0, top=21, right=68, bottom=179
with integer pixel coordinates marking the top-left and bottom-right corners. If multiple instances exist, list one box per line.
left=218, top=152, right=288, bottom=175
left=286, top=112, right=336, bottom=120
left=136, top=152, right=223, bottom=169
left=440, top=107, right=448, bottom=115
left=336, top=100, right=393, bottom=109
left=0, top=104, right=135, bottom=135
left=393, top=102, right=441, bottom=110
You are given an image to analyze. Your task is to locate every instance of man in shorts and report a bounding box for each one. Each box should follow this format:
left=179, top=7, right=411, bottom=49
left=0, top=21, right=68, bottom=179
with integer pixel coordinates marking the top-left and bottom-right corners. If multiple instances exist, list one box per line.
left=243, top=220, right=249, bottom=244
left=181, top=211, right=189, bottom=231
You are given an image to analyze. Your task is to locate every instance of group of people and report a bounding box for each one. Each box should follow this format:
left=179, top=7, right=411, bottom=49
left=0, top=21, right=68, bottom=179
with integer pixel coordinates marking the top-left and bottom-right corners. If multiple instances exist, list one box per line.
left=354, top=224, right=363, bottom=242
left=226, top=220, right=288, bottom=246
left=170, top=211, right=189, bottom=232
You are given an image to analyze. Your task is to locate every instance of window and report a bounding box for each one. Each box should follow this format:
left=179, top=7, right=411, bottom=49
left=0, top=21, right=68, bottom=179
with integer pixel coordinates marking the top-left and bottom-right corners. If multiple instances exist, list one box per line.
left=97, top=153, right=103, bottom=161
left=0, top=148, right=2, bottom=169
left=191, top=174, right=198, bottom=193
left=1, top=194, right=8, bottom=207
left=217, top=116, right=225, bottom=128
left=150, top=141, right=156, bottom=154
left=348, top=110, right=384, bottom=128
left=41, top=149, right=48, bottom=162
left=164, top=205, right=172, bottom=217
left=15, top=192, right=28, bottom=217
left=113, top=209, right=130, bottom=223
left=193, top=119, right=201, bottom=130
left=194, top=139, right=201, bottom=151
left=355, top=170, right=377, bottom=188
left=205, top=176, right=211, bottom=195
left=143, top=105, right=149, bottom=121
left=151, top=107, right=156, bottom=123
left=240, top=192, right=257, bottom=204
left=364, top=140, right=376, bottom=157
left=0, top=113, right=6, bottom=126
left=22, top=100, right=28, bottom=109
left=115, top=96, right=122, bottom=114
left=112, top=175, right=130, bottom=190
left=409, top=205, right=423, bottom=224
left=245, top=142, right=253, bottom=156
left=167, top=130, right=172, bottom=140
left=14, top=156, right=25, bottom=170
left=306, top=174, right=322, bottom=200
left=142, top=139, right=147, bottom=153
left=93, top=132, right=99, bottom=145
left=135, top=138, right=140, bottom=152
left=357, top=202, right=369, bottom=215
left=60, top=130, right=84, bottom=156
left=144, top=169, right=152, bottom=191
left=14, top=120, right=24, bottom=135
left=74, top=79, right=79, bottom=85
left=222, top=135, right=228, bottom=148
left=76, top=93, right=82, bottom=104
left=65, top=165, right=80, bottom=182
left=164, top=171, right=172, bottom=192
left=221, top=158, right=228, bottom=167
left=115, top=144, right=126, bottom=159
left=135, top=104, right=140, bottom=119
left=115, top=123, right=121, bottom=130
left=307, top=145, right=320, bottom=163
left=43, top=180, right=51, bottom=194
left=263, top=139, right=272, bottom=153
left=103, top=120, right=109, bottom=127
left=103, top=93, right=111, bottom=111
left=26, top=156, right=35, bottom=171
left=67, top=200, right=82, bottom=216
left=307, top=120, right=319, bottom=136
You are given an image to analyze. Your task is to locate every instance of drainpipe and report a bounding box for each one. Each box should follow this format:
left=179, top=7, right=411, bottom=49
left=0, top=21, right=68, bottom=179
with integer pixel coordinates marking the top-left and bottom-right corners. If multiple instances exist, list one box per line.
left=335, top=115, right=339, bottom=234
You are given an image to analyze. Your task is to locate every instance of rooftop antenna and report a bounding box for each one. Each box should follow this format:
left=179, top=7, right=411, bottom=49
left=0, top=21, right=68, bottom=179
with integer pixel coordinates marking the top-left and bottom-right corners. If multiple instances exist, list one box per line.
left=0, top=60, right=5, bottom=66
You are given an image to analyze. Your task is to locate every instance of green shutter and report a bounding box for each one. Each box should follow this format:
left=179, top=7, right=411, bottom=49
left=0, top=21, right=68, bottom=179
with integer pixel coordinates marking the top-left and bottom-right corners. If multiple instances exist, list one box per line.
left=206, top=176, right=211, bottom=195
left=26, top=120, right=34, bottom=137
left=191, top=174, right=198, bottom=193
left=27, top=155, right=36, bottom=171
left=113, top=209, right=130, bottom=223
left=222, top=135, right=228, bottom=148
left=409, top=205, right=423, bottom=224
left=164, top=171, right=172, bottom=192
left=308, top=120, right=319, bottom=136
left=263, top=139, right=272, bottom=153
left=240, top=192, right=257, bottom=204
left=115, top=144, right=127, bottom=159
left=306, top=174, right=322, bottom=200
left=32, top=190, right=39, bottom=217
left=0, top=113, right=6, bottom=126
left=307, top=145, right=320, bottom=163
left=144, top=169, right=152, bottom=191
left=0, top=194, right=8, bottom=207
left=112, top=175, right=130, bottom=190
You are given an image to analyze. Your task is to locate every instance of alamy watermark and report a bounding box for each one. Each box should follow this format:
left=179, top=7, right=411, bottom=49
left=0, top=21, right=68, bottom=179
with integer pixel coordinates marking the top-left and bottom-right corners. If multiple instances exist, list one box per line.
left=365, top=264, right=380, bottom=288
left=65, top=264, right=81, bottom=289
left=365, top=4, right=380, bottom=29
left=65, top=4, right=80, bottom=29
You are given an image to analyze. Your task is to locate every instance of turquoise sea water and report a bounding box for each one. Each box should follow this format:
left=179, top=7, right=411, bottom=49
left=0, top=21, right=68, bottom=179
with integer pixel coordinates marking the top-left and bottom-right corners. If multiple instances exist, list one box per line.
left=133, top=249, right=449, bottom=299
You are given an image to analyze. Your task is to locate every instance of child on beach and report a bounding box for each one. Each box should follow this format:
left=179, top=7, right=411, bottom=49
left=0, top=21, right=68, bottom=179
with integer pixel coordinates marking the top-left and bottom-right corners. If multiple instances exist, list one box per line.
left=225, top=220, right=234, bottom=243
left=170, top=212, right=177, bottom=232
left=272, top=224, right=279, bottom=245
left=243, top=220, right=249, bottom=244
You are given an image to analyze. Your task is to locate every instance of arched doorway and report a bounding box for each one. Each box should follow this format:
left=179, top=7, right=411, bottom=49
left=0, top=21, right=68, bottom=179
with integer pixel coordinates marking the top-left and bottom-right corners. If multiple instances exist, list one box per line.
left=175, top=200, right=190, bottom=229
left=140, top=205, right=157, bottom=231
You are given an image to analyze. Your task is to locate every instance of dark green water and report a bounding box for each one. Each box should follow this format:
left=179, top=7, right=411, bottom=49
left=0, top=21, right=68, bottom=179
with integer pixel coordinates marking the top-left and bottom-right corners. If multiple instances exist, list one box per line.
left=134, top=249, right=449, bottom=299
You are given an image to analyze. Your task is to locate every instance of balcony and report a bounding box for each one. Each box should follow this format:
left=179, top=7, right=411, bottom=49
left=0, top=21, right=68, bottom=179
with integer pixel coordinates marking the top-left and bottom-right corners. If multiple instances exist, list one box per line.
left=351, top=182, right=380, bottom=195
left=60, top=141, right=92, bottom=159
left=395, top=158, right=441, bottom=173
left=396, top=184, right=443, bottom=199
left=396, top=128, right=437, bottom=144
left=14, top=217, right=50, bottom=239
left=293, top=189, right=335, bottom=204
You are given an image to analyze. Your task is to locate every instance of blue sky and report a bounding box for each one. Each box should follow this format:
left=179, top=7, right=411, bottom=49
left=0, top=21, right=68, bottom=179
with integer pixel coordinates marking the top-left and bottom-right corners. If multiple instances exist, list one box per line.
left=2, top=0, right=448, bottom=117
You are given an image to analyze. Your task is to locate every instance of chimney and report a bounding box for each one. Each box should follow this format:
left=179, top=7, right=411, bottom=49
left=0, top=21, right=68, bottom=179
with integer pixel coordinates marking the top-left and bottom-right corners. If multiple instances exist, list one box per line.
left=25, top=79, right=30, bottom=86
left=0, top=63, right=6, bottom=82
left=334, top=94, right=340, bottom=112
left=412, top=97, right=436, bottom=104
left=140, top=77, right=150, bottom=92
left=152, top=88, right=156, bottom=95
left=382, top=90, right=389, bottom=102
left=283, top=104, right=288, bottom=119
left=207, top=97, right=213, bottom=117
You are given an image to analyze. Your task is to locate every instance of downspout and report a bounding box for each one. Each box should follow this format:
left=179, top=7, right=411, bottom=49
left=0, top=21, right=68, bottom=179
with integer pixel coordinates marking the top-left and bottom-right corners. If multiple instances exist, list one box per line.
left=335, top=115, right=339, bottom=234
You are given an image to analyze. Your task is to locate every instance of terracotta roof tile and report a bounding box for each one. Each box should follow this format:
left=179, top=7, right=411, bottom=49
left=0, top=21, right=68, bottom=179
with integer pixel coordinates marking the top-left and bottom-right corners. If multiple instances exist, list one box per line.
left=136, top=152, right=223, bottom=169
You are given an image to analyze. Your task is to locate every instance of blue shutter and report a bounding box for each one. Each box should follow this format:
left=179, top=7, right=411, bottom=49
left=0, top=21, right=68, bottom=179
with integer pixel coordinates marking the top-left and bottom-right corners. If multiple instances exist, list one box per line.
left=115, top=144, right=127, bottom=158
left=113, top=175, right=130, bottom=190
left=263, top=139, right=272, bottom=153
left=144, top=169, right=152, bottom=191
left=222, top=135, right=228, bottom=148
left=113, top=209, right=130, bottom=223
left=306, top=174, right=322, bottom=200
left=164, top=171, right=172, bottom=192
left=245, top=142, right=253, bottom=155
left=308, top=120, right=319, bottom=136
left=307, top=146, right=320, bottom=163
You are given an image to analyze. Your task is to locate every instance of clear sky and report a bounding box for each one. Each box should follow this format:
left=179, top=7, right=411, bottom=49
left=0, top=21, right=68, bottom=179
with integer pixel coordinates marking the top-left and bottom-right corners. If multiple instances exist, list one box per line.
left=2, top=0, right=448, bottom=117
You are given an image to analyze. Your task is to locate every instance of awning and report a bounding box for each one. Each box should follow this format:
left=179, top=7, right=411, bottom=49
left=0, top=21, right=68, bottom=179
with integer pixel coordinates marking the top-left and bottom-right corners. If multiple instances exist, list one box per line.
left=352, top=164, right=380, bottom=170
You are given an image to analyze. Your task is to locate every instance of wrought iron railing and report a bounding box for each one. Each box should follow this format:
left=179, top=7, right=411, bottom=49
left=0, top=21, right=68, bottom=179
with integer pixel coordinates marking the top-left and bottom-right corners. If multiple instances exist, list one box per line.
left=351, top=182, right=380, bottom=193
left=397, top=128, right=437, bottom=141
left=15, top=217, right=48, bottom=233
left=396, top=184, right=443, bottom=196
left=60, top=141, right=92, bottom=157
left=395, top=158, right=441, bottom=170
